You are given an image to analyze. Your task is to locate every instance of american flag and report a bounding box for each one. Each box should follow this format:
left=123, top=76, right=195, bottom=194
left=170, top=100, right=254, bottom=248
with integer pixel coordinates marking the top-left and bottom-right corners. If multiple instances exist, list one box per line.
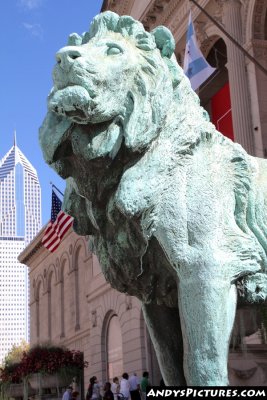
left=42, top=189, right=73, bottom=253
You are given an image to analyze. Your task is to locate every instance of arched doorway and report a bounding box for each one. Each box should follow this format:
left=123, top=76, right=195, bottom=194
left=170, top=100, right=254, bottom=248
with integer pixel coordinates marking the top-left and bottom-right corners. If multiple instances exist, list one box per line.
left=106, top=314, right=123, bottom=380
left=140, top=311, right=161, bottom=385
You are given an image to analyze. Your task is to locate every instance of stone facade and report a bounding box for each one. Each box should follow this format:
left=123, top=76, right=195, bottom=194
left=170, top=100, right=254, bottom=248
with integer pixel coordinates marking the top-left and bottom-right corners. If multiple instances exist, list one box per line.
left=18, top=228, right=161, bottom=391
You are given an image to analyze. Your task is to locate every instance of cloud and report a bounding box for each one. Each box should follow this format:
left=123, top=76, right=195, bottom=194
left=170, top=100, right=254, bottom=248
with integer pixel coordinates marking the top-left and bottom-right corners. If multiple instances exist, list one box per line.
left=19, top=0, right=43, bottom=10
left=23, top=22, right=44, bottom=38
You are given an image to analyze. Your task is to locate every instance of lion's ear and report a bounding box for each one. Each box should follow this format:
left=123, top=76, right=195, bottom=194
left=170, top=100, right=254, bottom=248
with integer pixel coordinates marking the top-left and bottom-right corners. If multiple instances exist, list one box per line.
left=151, top=27, right=182, bottom=88
left=151, top=26, right=175, bottom=58
left=67, top=33, right=82, bottom=46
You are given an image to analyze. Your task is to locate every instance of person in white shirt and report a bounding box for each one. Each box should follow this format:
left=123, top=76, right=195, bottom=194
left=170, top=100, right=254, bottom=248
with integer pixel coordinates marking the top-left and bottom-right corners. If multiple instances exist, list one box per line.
left=111, top=377, right=120, bottom=400
left=120, top=373, right=130, bottom=400
left=86, top=377, right=101, bottom=400
left=128, top=373, right=141, bottom=400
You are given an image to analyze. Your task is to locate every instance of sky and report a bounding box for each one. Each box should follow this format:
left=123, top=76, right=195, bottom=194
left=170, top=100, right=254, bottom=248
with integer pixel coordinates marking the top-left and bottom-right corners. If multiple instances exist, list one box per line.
left=1, top=0, right=103, bottom=225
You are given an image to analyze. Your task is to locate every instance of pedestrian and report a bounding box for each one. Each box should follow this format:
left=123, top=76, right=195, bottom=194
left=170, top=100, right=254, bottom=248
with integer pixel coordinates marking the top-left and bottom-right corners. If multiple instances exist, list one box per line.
left=140, top=372, right=149, bottom=400
left=62, top=386, right=73, bottom=400
left=128, top=373, right=141, bottom=400
left=86, top=376, right=101, bottom=400
left=103, top=382, right=114, bottom=400
left=72, top=391, right=79, bottom=400
left=120, top=373, right=130, bottom=400
left=111, top=377, right=120, bottom=400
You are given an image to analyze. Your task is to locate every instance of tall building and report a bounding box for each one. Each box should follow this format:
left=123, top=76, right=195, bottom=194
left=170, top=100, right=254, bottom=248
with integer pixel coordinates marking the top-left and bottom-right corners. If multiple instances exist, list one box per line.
left=0, top=136, right=41, bottom=362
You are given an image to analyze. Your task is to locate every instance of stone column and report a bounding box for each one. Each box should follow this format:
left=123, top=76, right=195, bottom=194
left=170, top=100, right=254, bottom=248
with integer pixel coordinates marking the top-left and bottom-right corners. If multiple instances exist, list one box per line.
left=250, top=40, right=267, bottom=157
left=222, top=0, right=255, bottom=155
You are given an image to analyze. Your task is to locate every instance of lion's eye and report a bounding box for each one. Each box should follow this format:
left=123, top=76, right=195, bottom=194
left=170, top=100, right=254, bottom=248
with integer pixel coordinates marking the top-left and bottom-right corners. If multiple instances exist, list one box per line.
left=106, top=46, right=122, bottom=56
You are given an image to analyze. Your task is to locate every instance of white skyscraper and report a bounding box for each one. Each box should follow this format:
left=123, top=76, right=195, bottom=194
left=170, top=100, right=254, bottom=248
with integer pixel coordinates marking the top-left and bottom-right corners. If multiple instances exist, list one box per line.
left=0, top=136, right=41, bottom=362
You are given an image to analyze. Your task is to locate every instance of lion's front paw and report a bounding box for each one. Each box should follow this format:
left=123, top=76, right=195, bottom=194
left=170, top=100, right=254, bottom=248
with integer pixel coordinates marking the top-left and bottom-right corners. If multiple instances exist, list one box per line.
left=242, top=273, right=267, bottom=302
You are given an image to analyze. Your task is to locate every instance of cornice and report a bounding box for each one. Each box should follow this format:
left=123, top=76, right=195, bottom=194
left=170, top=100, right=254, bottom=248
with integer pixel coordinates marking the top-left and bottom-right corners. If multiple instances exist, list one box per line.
left=140, top=0, right=175, bottom=31
left=20, top=241, right=44, bottom=265
left=253, top=0, right=267, bottom=40
left=251, top=39, right=267, bottom=60
left=101, top=0, right=136, bottom=16
left=163, top=0, right=212, bottom=36
left=18, top=225, right=47, bottom=265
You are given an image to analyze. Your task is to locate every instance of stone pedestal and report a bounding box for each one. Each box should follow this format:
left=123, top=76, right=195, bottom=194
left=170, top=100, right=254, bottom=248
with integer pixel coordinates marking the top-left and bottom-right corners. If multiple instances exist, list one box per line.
left=6, top=382, right=36, bottom=399
left=7, top=383, right=24, bottom=398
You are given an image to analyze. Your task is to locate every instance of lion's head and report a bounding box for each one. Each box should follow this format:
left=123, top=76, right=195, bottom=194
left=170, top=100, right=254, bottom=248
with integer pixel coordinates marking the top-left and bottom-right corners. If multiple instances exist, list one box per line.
left=40, top=12, right=203, bottom=174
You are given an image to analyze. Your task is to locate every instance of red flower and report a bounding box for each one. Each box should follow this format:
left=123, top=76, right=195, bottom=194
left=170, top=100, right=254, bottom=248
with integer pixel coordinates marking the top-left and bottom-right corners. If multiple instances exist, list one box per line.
left=0, top=345, right=88, bottom=382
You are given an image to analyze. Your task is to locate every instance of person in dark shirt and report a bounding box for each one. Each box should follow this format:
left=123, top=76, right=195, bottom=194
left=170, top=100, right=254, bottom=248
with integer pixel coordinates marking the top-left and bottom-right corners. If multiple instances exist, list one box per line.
left=103, top=382, right=114, bottom=400
left=140, top=372, right=149, bottom=400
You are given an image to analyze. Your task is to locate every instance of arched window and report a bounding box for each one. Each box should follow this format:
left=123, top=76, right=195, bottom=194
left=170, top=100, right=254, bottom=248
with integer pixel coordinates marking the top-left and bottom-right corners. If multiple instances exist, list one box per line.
left=265, top=9, right=267, bottom=40
left=60, top=261, right=66, bottom=338
left=47, top=270, right=55, bottom=340
left=36, top=281, right=41, bottom=340
left=74, top=247, right=81, bottom=331
left=106, top=315, right=123, bottom=380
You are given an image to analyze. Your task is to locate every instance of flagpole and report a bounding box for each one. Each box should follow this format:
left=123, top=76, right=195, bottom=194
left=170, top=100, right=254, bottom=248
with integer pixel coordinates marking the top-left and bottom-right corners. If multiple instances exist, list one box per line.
left=189, top=0, right=267, bottom=77
left=49, top=182, right=64, bottom=197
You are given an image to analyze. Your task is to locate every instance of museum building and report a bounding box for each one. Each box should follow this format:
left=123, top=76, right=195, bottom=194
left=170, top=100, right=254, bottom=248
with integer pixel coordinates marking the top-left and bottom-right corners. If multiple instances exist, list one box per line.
left=19, top=0, right=267, bottom=389
left=18, top=227, right=162, bottom=389
left=101, top=0, right=267, bottom=159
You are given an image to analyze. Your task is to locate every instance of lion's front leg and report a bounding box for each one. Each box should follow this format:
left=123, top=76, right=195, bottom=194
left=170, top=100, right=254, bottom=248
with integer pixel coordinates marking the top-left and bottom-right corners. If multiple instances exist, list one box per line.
left=178, top=278, right=237, bottom=386
left=142, top=303, right=186, bottom=386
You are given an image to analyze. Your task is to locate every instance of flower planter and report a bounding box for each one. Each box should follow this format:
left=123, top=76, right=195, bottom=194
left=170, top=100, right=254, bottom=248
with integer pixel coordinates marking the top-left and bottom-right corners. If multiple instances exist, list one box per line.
left=28, top=372, right=73, bottom=390
left=6, top=383, right=24, bottom=398
left=6, top=383, right=35, bottom=398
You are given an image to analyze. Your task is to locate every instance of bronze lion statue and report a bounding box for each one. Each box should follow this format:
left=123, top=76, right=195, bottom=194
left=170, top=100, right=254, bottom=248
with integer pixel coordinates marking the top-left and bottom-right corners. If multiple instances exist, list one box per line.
left=40, top=11, right=267, bottom=386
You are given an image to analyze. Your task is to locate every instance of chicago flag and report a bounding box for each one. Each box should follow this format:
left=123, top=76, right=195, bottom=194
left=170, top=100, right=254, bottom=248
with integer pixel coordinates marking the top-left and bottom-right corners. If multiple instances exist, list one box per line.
left=184, top=11, right=216, bottom=90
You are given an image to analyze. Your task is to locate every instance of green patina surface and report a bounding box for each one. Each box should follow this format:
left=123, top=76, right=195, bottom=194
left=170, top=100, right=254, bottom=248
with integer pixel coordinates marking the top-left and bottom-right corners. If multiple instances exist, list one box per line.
left=40, top=11, right=267, bottom=386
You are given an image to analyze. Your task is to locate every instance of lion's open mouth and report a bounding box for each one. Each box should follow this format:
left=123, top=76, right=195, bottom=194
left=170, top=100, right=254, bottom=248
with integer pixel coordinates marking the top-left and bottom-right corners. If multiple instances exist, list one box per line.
left=65, top=108, right=88, bottom=122
left=52, top=105, right=88, bottom=123
left=53, top=137, right=73, bottom=163
left=51, top=117, right=120, bottom=168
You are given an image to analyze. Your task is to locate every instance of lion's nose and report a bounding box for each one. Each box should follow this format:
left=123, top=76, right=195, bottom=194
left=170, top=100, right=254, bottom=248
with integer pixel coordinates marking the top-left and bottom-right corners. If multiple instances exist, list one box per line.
left=56, top=46, right=82, bottom=71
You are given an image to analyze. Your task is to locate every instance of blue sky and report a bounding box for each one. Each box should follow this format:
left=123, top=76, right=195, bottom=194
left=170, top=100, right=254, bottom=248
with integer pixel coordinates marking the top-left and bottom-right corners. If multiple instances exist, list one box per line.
left=1, top=0, right=103, bottom=224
